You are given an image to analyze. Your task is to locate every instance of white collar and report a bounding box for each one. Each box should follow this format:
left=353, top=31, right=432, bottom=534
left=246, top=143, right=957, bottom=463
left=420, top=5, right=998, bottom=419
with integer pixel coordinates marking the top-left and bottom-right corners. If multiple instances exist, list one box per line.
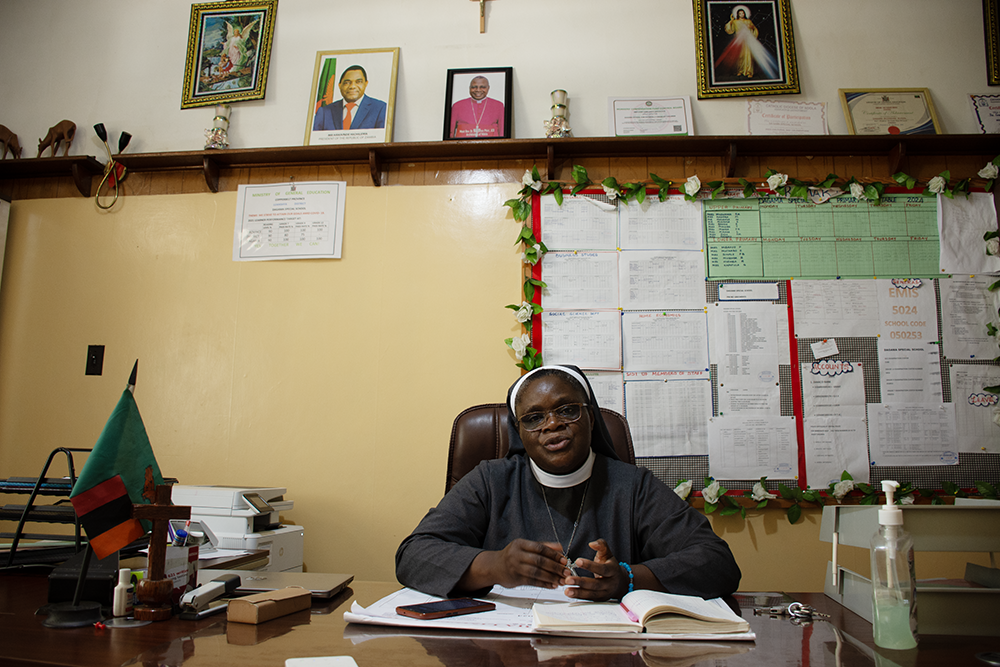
left=530, top=450, right=595, bottom=488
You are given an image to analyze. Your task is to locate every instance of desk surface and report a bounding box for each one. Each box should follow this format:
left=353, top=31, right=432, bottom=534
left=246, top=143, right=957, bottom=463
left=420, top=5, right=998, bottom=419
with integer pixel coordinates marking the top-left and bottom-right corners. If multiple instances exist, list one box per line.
left=0, top=573, right=995, bottom=667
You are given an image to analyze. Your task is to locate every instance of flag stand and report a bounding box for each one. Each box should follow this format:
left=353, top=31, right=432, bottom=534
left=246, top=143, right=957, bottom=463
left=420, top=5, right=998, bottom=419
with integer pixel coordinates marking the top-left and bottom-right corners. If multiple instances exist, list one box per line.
left=40, top=544, right=104, bottom=628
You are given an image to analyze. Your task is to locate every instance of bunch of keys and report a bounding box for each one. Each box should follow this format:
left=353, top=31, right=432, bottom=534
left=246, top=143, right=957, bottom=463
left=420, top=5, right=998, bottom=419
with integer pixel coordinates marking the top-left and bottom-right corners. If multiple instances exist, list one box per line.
left=753, top=602, right=830, bottom=624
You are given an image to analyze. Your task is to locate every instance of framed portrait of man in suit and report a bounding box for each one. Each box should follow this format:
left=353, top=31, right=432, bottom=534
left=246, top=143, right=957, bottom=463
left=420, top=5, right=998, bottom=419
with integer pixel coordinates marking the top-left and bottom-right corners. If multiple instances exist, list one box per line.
left=305, top=48, right=400, bottom=145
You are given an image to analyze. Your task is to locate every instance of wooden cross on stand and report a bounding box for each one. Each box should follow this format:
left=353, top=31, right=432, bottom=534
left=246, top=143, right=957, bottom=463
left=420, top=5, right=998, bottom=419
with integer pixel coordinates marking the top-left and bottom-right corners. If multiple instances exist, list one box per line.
left=470, top=0, right=494, bottom=33
left=132, top=484, right=190, bottom=621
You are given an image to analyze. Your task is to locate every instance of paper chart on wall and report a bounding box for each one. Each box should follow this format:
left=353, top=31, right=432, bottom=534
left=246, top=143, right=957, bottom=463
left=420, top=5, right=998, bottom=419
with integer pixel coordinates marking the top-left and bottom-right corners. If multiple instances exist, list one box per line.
left=707, top=416, right=797, bottom=479
left=585, top=371, right=625, bottom=416
left=941, top=276, right=999, bottom=359
left=790, top=279, right=880, bottom=338
left=618, top=196, right=703, bottom=250
left=937, top=192, right=1000, bottom=275
left=540, top=252, right=619, bottom=310
left=538, top=194, right=617, bottom=250
left=232, top=181, right=346, bottom=261
left=876, top=278, right=942, bottom=403
left=949, top=365, right=1000, bottom=453
left=624, top=372, right=711, bottom=457
left=541, top=310, right=621, bottom=370
left=868, top=403, right=957, bottom=466
left=710, top=302, right=783, bottom=384
left=801, top=361, right=869, bottom=485
left=618, top=249, right=706, bottom=310
left=621, top=312, right=709, bottom=372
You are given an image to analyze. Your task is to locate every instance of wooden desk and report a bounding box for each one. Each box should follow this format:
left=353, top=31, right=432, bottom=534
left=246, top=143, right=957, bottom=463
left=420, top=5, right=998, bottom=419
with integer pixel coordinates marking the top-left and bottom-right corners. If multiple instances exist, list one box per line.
left=0, top=573, right=995, bottom=666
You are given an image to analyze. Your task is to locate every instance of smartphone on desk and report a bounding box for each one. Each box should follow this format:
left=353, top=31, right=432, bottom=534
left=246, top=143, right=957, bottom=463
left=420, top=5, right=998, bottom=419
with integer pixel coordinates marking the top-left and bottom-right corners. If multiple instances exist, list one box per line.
left=396, top=598, right=496, bottom=620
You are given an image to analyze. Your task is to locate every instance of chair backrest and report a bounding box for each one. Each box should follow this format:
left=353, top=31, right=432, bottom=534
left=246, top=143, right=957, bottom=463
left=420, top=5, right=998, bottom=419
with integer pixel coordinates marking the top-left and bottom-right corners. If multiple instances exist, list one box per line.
left=445, top=403, right=636, bottom=493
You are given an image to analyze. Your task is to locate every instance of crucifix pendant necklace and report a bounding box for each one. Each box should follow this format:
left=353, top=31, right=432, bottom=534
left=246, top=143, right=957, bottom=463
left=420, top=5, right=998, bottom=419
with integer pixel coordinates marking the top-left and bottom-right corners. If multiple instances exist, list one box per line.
left=470, top=98, right=488, bottom=133
left=540, top=480, right=589, bottom=576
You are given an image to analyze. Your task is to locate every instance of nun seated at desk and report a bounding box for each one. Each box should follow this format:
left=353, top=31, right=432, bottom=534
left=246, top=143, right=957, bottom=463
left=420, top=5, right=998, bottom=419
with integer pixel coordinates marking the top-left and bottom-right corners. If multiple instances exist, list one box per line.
left=396, top=365, right=741, bottom=601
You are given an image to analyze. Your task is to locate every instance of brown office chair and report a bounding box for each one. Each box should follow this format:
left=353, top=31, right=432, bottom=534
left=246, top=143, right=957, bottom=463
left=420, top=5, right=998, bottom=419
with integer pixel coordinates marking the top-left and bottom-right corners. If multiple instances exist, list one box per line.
left=445, top=403, right=636, bottom=493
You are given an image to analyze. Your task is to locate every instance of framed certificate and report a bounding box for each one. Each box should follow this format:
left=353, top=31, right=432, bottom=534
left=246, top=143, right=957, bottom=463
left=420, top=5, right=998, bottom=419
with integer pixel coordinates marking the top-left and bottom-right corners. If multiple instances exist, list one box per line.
left=986, top=0, right=1000, bottom=85
left=839, top=88, right=942, bottom=135
left=608, top=97, right=693, bottom=136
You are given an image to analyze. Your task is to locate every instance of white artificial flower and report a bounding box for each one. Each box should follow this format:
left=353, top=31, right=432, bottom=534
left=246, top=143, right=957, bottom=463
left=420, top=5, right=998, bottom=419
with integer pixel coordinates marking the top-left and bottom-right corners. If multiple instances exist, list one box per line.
left=510, top=335, right=527, bottom=360
left=766, top=173, right=788, bottom=191
left=515, top=301, right=532, bottom=323
left=832, top=479, right=855, bottom=500
left=521, top=170, right=542, bottom=191
left=849, top=182, right=865, bottom=199
left=993, top=406, right=1000, bottom=427
left=684, top=175, right=701, bottom=197
left=980, top=163, right=999, bottom=180
left=987, top=238, right=1000, bottom=256
left=899, top=494, right=915, bottom=505
left=602, top=183, right=619, bottom=200
left=927, top=176, right=946, bottom=194
left=702, top=480, right=722, bottom=505
left=673, top=480, right=693, bottom=500
left=751, top=481, right=777, bottom=502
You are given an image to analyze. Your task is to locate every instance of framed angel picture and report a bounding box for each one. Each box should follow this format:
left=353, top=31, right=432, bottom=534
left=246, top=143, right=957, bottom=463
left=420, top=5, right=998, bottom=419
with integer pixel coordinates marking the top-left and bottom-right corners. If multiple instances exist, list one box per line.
left=181, top=0, right=278, bottom=109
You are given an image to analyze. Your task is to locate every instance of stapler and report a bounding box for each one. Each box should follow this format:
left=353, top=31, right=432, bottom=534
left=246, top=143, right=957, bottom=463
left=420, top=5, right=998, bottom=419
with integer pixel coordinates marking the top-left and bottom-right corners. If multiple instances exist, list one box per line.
left=179, top=573, right=241, bottom=620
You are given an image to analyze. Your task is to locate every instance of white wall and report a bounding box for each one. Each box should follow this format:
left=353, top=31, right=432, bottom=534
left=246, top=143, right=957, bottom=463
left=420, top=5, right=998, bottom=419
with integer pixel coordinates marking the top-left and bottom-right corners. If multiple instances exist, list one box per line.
left=0, top=0, right=990, bottom=156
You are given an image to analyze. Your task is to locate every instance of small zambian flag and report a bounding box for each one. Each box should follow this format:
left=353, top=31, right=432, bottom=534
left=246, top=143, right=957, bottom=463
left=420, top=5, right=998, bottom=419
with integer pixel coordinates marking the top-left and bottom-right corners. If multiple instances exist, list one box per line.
left=70, top=380, right=164, bottom=560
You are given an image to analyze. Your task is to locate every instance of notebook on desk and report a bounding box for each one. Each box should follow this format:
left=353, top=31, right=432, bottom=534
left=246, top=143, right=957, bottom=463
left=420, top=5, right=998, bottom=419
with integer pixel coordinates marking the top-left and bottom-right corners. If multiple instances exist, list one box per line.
left=198, top=569, right=354, bottom=599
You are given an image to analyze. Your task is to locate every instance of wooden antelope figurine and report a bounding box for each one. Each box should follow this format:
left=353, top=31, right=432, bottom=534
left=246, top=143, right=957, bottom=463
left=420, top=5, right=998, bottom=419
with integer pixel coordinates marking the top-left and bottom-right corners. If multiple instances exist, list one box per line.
left=0, top=125, right=21, bottom=159
left=37, top=120, right=76, bottom=158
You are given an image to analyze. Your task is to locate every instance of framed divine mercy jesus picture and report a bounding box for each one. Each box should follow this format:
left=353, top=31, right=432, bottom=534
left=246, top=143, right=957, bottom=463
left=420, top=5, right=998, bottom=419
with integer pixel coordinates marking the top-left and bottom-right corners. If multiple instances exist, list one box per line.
left=692, top=0, right=800, bottom=99
left=443, top=67, right=513, bottom=140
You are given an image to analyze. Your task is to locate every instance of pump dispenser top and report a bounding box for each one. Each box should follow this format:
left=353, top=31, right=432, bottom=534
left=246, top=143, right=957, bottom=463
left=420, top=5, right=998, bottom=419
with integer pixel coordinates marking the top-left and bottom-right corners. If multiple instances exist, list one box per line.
left=879, top=480, right=903, bottom=526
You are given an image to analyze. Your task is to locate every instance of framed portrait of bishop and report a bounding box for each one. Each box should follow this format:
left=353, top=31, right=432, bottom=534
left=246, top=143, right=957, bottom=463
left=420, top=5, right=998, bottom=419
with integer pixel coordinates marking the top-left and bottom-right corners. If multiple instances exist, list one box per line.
left=443, top=68, right=513, bottom=140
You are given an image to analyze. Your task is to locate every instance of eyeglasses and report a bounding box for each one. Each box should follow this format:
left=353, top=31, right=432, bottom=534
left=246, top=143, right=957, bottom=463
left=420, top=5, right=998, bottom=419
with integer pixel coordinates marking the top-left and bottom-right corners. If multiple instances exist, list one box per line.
left=517, top=403, right=589, bottom=432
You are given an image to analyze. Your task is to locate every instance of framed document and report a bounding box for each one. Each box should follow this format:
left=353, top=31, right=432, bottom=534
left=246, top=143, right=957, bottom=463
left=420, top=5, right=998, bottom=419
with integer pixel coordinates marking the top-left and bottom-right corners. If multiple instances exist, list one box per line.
left=971, top=93, right=1000, bottom=133
left=692, top=0, right=800, bottom=99
left=305, top=48, right=400, bottom=146
left=608, top=97, right=693, bottom=136
left=443, top=68, right=513, bottom=140
left=839, top=88, right=942, bottom=135
left=181, top=0, right=278, bottom=109
left=746, top=98, right=827, bottom=135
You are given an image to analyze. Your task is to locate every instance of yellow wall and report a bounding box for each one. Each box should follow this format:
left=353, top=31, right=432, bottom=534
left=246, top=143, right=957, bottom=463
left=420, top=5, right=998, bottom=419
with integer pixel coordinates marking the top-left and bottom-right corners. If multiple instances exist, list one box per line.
left=0, top=186, right=985, bottom=591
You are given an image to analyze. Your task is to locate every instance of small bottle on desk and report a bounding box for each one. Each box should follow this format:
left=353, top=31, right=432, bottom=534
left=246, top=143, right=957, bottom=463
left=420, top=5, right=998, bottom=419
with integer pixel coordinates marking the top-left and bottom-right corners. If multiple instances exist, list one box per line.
left=113, top=568, right=134, bottom=618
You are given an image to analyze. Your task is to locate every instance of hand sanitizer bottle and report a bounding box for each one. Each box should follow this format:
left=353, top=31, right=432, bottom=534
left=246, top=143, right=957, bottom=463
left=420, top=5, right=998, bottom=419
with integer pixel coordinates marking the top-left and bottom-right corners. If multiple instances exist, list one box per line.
left=870, top=480, right=917, bottom=649
left=113, top=568, right=134, bottom=618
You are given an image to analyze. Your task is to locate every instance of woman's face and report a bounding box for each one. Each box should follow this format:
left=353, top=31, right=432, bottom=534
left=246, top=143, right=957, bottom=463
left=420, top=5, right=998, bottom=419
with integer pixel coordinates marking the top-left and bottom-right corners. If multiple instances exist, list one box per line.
left=516, top=375, right=593, bottom=475
left=737, top=9, right=746, bottom=18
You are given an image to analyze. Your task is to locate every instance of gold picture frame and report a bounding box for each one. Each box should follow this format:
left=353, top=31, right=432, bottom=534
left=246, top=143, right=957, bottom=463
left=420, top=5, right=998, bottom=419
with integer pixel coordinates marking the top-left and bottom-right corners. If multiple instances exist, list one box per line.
left=180, top=0, right=278, bottom=110
left=304, top=48, right=400, bottom=146
left=986, top=0, right=1000, bottom=85
left=839, top=88, right=942, bottom=135
left=693, top=0, right=800, bottom=99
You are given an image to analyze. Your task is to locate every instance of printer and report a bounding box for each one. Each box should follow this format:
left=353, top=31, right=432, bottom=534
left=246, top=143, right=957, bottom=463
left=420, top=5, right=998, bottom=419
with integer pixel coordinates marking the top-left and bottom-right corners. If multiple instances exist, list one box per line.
left=170, top=485, right=304, bottom=572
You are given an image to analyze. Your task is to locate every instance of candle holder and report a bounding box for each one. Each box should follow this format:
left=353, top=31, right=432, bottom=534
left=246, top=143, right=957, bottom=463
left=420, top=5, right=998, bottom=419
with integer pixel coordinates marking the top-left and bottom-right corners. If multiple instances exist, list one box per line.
left=544, top=90, right=572, bottom=138
left=205, top=104, right=231, bottom=149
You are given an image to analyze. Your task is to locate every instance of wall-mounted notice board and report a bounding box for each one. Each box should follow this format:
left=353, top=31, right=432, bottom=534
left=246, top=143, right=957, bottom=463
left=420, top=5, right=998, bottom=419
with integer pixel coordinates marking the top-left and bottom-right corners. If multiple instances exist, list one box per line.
left=530, top=190, right=1000, bottom=493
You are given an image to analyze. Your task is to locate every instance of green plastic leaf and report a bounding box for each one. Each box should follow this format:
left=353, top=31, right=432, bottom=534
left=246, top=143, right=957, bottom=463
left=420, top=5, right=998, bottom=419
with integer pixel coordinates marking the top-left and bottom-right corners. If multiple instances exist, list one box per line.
left=818, top=173, right=840, bottom=189
left=739, top=178, right=758, bottom=199
left=650, top=173, right=672, bottom=189
left=740, top=507, right=747, bottom=519
left=790, top=184, right=809, bottom=200
left=523, top=282, right=535, bottom=302
left=756, top=500, right=768, bottom=510
left=841, top=470, right=853, bottom=481
left=531, top=164, right=541, bottom=182
left=570, top=183, right=588, bottom=196
left=777, top=483, right=796, bottom=500
left=983, top=384, right=1000, bottom=394
left=787, top=504, right=802, bottom=524
left=764, top=168, right=777, bottom=178
left=634, top=187, right=646, bottom=205
left=719, top=505, right=740, bottom=516
left=602, top=176, right=620, bottom=190
left=572, top=165, right=589, bottom=185
left=976, top=481, right=999, bottom=499
left=552, top=188, right=563, bottom=206
left=704, top=502, right=718, bottom=514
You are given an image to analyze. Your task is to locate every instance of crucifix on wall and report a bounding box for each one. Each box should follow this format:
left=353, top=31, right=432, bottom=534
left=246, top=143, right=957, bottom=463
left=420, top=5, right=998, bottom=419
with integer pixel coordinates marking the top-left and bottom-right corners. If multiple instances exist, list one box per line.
left=471, top=0, right=494, bottom=33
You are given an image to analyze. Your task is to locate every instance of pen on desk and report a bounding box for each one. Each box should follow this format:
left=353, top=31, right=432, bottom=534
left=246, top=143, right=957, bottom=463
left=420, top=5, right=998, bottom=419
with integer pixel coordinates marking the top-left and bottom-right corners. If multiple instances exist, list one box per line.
left=620, top=602, right=639, bottom=623
left=183, top=520, right=191, bottom=546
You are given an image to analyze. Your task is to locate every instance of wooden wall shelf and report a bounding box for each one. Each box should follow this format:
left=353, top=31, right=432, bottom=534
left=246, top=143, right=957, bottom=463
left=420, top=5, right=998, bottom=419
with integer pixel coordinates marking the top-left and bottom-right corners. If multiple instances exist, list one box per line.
left=2, top=135, right=999, bottom=194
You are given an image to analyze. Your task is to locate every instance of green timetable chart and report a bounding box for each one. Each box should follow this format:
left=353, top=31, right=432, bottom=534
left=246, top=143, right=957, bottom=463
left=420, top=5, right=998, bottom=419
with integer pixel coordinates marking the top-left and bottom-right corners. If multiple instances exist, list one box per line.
left=705, top=195, right=939, bottom=279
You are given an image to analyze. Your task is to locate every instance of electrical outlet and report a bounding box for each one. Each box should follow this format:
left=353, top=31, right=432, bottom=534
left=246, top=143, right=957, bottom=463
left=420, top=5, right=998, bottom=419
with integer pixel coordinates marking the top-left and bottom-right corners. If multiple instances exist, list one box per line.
left=86, top=345, right=105, bottom=376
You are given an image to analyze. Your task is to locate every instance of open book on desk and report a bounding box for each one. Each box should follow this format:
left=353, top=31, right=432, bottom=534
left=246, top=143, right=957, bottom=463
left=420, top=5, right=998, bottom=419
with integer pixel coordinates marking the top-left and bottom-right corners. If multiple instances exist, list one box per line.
left=344, top=585, right=754, bottom=641
left=532, top=589, right=749, bottom=635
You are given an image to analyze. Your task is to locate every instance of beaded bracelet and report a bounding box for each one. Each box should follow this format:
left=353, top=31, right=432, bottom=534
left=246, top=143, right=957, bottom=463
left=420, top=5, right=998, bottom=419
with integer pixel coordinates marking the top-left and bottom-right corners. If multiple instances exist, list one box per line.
left=619, top=562, right=634, bottom=594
